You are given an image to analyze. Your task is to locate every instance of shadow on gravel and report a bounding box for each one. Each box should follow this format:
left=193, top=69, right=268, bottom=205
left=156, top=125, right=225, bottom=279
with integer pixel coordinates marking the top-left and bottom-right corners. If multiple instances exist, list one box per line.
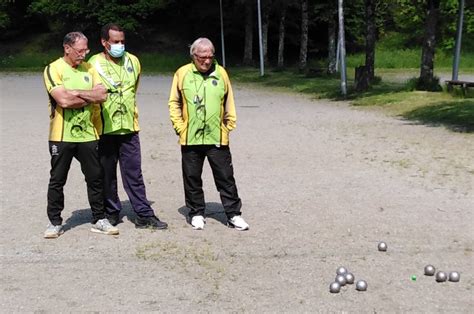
left=62, top=201, right=138, bottom=231
left=63, top=208, right=92, bottom=231
left=113, top=201, right=139, bottom=225
left=177, top=202, right=228, bottom=226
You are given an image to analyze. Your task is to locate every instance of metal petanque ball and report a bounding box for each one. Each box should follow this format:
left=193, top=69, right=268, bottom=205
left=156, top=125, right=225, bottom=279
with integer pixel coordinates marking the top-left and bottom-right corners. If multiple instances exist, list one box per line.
left=329, top=282, right=341, bottom=293
left=435, top=271, right=447, bottom=282
left=448, top=271, right=460, bottom=282
left=336, top=266, right=348, bottom=275
left=356, top=280, right=368, bottom=291
left=345, top=272, right=355, bottom=284
left=335, top=274, right=347, bottom=286
left=377, top=241, right=388, bottom=252
left=424, top=265, right=436, bottom=276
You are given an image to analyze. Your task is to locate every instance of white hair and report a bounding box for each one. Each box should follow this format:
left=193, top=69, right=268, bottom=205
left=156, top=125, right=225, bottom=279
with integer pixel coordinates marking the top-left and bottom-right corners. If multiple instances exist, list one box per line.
left=189, top=37, right=215, bottom=57
left=63, top=32, right=87, bottom=46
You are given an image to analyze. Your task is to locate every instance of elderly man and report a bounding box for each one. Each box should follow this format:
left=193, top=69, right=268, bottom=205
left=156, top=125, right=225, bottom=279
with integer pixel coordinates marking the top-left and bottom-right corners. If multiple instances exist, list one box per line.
left=88, top=23, right=168, bottom=230
left=168, top=37, right=249, bottom=231
left=43, top=31, right=119, bottom=238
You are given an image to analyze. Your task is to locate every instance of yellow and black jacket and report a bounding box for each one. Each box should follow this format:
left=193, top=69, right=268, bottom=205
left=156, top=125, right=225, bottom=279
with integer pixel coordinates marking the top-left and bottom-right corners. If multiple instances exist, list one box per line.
left=43, top=57, right=101, bottom=142
left=168, top=61, right=237, bottom=146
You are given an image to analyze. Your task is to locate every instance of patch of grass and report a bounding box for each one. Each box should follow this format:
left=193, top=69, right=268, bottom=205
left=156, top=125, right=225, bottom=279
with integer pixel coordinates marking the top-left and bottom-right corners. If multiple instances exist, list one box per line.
left=402, top=100, right=474, bottom=132
left=347, top=48, right=474, bottom=70
left=136, top=240, right=225, bottom=292
left=139, top=52, right=188, bottom=73
left=391, top=159, right=413, bottom=169
left=347, top=49, right=421, bottom=69
left=0, top=51, right=188, bottom=73
left=231, top=67, right=419, bottom=101
left=0, top=52, right=59, bottom=71
left=352, top=89, right=474, bottom=132
left=406, top=76, right=443, bottom=92
left=136, top=240, right=224, bottom=274
left=230, top=67, right=343, bottom=99
left=352, top=91, right=451, bottom=110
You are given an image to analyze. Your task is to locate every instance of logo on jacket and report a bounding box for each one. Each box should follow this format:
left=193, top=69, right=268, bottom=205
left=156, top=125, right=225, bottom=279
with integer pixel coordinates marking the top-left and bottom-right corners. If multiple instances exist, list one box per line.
left=51, top=145, right=59, bottom=156
left=84, top=75, right=90, bottom=82
left=127, top=66, right=133, bottom=73
left=212, top=80, right=217, bottom=86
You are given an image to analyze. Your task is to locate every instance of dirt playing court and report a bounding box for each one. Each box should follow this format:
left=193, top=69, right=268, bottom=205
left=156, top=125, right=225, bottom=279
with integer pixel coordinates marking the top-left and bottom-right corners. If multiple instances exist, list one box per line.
left=0, top=73, right=473, bottom=312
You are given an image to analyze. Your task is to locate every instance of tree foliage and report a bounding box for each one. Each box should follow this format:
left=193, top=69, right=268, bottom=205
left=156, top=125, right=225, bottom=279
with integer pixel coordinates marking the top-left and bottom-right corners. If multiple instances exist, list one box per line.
left=0, top=2, right=10, bottom=31
left=1, top=0, right=473, bottom=66
left=393, top=0, right=474, bottom=51
left=27, top=0, right=170, bottom=34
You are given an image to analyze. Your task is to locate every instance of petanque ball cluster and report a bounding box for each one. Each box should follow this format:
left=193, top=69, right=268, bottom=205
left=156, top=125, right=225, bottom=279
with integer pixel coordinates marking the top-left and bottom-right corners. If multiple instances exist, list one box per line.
left=329, top=266, right=366, bottom=293
left=328, top=246, right=461, bottom=293
left=424, top=265, right=460, bottom=283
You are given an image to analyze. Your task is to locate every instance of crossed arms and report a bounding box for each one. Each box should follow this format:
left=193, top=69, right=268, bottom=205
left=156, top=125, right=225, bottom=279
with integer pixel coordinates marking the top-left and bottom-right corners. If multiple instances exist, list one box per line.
left=50, top=84, right=107, bottom=109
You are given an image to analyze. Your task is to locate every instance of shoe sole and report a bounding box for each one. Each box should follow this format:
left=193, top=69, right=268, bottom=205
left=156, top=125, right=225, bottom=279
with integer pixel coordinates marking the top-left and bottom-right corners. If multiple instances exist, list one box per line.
left=90, top=228, right=119, bottom=235
left=192, top=225, right=204, bottom=230
left=44, top=232, right=64, bottom=239
left=227, top=223, right=249, bottom=231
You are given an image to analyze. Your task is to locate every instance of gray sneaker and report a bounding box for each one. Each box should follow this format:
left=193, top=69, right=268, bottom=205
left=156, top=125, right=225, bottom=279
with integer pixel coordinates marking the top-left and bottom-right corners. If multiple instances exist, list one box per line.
left=91, top=218, right=119, bottom=235
left=44, top=224, right=64, bottom=239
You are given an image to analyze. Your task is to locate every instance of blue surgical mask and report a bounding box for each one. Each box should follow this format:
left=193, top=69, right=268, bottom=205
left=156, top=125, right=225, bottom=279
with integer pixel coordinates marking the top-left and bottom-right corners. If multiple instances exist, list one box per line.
left=108, top=44, right=125, bottom=58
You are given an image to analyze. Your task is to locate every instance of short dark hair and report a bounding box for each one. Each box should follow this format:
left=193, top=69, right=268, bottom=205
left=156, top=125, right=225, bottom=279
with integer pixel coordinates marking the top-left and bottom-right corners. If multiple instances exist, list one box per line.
left=63, top=32, right=87, bottom=46
left=100, top=23, right=124, bottom=40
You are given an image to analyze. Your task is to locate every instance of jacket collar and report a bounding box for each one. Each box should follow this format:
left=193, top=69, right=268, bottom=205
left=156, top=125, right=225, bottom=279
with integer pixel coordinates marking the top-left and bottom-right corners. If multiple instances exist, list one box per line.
left=191, top=60, right=221, bottom=79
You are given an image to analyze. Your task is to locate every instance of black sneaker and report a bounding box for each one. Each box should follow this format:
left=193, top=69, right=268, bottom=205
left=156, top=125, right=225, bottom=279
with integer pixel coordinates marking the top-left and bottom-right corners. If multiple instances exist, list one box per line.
left=135, top=216, right=168, bottom=230
left=107, top=213, right=122, bottom=226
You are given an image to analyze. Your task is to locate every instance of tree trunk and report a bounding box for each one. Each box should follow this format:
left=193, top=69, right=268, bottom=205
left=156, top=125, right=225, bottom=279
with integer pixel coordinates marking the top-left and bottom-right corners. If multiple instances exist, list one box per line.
left=419, top=0, right=440, bottom=84
left=299, top=0, right=309, bottom=72
left=243, top=0, right=253, bottom=65
left=355, top=65, right=370, bottom=91
left=327, top=16, right=337, bottom=74
left=262, top=8, right=270, bottom=65
left=277, top=6, right=286, bottom=69
left=365, top=0, right=376, bottom=82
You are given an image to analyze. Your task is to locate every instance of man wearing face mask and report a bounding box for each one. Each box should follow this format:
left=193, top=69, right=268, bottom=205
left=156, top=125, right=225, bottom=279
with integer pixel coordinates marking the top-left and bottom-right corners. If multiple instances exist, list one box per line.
left=88, top=23, right=168, bottom=230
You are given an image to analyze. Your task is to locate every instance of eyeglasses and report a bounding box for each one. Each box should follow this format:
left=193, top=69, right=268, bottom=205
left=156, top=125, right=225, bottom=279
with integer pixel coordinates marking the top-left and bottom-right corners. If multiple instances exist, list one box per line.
left=193, top=54, right=214, bottom=61
left=68, top=45, right=90, bottom=55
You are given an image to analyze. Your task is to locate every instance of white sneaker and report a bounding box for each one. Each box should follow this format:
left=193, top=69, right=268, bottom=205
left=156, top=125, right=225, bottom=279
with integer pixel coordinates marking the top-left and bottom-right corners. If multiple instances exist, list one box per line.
left=44, top=224, right=64, bottom=239
left=91, top=218, right=119, bottom=235
left=228, top=215, right=249, bottom=231
left=191, top=215, right=205, bottom=230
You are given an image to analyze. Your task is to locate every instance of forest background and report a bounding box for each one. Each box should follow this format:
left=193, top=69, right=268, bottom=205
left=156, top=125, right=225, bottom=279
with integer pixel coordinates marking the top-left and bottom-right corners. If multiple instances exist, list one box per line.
left=1, top=0, right=473, bottom=130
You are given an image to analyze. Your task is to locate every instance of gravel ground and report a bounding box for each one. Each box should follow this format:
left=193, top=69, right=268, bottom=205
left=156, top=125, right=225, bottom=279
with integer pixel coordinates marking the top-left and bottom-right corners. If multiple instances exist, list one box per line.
left=0, top=73, right=473, bottom=312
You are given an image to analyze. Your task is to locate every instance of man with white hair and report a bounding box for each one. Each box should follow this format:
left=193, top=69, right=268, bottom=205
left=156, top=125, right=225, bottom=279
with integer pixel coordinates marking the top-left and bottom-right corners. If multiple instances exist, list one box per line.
left=168, top=37, right=249, bottom=231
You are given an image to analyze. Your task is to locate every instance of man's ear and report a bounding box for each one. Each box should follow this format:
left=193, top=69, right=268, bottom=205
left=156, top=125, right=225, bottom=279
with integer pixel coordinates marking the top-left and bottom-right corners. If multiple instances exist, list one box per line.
left=64, top=44, right=71, bottom=55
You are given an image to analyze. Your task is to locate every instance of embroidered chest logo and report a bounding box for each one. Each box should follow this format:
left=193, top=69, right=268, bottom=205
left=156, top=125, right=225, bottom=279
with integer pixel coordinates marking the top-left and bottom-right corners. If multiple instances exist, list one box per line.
left=84, top=75, right=90, bottom=83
